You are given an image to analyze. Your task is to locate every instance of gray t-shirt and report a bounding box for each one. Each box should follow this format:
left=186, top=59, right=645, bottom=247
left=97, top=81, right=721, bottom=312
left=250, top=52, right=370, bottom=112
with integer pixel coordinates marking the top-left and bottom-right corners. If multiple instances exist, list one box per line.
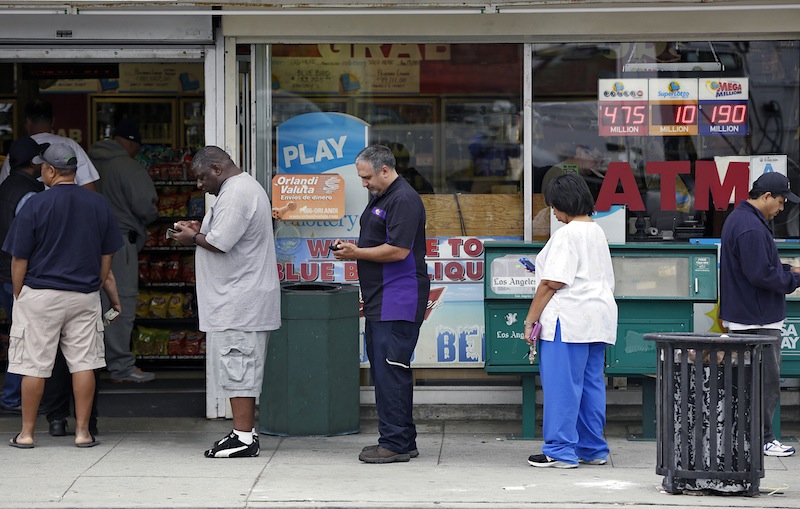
left=195, top=172, right=281, bottom=332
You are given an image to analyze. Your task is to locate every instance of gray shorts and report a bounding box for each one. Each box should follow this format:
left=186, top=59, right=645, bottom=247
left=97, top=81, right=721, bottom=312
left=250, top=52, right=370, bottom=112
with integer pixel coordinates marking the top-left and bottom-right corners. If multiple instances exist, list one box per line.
left=207, top=330, right=270, bottom=398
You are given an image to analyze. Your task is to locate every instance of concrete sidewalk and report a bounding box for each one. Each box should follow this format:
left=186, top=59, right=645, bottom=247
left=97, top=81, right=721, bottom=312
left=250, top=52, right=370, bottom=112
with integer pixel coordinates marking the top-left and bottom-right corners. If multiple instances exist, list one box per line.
left=0, top=415, right=797, bottom=509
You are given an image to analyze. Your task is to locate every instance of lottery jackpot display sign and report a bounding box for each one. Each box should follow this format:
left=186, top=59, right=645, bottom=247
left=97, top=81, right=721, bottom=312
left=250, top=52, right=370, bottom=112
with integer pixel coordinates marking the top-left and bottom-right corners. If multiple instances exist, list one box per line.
left=598, top=78, right=748, bottom=137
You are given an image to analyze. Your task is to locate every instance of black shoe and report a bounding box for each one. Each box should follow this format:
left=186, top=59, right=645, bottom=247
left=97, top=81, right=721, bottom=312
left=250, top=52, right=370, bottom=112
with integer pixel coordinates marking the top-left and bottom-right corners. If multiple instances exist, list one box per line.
left=204, top=430, right=259, bottom=458
left=0, top=404, right=22, bottom=415
left=359, top=445, right=411, bottom=463
left=361, top=444, right=419, bottom=458
left=49, top=419, right=68, bottom=437
left=527, top=453, right=577, bottom=469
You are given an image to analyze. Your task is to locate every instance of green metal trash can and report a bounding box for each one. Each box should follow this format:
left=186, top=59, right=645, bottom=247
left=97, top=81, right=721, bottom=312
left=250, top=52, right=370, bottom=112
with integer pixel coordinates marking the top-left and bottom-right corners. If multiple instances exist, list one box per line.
left=259, top=282, right=360, bottom=436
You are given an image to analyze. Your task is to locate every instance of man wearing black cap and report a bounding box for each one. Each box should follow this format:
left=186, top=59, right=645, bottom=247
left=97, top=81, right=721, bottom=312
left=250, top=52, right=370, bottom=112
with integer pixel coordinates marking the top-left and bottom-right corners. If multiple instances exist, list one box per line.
left=88, top=118, right=158, bottom=383
left=720, top=171, right=800, bottom=458
left=2, top=143, right=122, bottom=448
left=0, top=137, right=47, bottom=413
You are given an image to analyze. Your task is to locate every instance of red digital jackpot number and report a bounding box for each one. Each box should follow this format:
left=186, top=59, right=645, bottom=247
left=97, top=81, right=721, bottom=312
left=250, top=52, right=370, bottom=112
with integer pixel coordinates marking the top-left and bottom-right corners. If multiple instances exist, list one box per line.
left=600, top=104, right=647, bottom=126
left=710, top=103, right=746, bottom=125
left=598, top=102, right=648, bottom=136
left=654, top=104, right=697, bottom=126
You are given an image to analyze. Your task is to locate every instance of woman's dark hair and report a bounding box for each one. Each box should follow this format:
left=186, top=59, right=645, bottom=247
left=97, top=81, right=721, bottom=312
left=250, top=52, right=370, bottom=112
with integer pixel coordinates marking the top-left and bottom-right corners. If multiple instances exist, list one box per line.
left=544, top=173, right=595, bottom=216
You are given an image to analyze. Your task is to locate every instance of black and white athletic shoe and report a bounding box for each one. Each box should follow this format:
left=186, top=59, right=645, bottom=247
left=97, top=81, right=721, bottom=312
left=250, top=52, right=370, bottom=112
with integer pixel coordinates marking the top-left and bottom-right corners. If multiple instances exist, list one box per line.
left=204, top=431, right=259, bottom=458
left=528, top=453, right=578, bottom=469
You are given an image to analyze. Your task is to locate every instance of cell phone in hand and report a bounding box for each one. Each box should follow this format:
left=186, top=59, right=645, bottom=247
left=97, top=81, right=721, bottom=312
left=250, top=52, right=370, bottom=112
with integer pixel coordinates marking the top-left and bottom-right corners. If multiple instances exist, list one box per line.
left=165, top=227, right=179, bottom=240
left=519, top=257, right=536, bottom=273
left=103, top=308, right=120, bottom=325
left=329, top=243, right=342, bottom=252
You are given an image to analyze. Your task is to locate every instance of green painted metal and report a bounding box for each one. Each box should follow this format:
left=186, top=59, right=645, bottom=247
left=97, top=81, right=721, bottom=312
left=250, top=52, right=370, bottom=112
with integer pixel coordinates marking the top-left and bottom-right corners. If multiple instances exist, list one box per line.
left=260, top=283, right=360, bottom=436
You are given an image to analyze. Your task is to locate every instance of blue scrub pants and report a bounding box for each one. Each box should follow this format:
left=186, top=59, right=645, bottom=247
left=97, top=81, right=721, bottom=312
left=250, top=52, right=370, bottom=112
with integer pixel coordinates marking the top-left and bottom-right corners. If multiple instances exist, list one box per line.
left=365, top=319, right=421, bottom=454
left=0, top=281, right=22, bottom=409
left=538, top=320, right=609, bottom=464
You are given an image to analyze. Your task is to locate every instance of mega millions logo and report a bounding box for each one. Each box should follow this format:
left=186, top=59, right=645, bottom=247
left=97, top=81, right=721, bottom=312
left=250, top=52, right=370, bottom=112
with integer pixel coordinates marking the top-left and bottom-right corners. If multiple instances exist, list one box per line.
left=705, top=80, right=743, bottom=98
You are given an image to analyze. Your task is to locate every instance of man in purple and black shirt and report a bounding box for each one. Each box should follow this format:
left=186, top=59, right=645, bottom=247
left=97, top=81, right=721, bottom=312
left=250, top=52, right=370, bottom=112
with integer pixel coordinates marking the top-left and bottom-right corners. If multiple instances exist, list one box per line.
left=333, top=144, right=429, bottom=464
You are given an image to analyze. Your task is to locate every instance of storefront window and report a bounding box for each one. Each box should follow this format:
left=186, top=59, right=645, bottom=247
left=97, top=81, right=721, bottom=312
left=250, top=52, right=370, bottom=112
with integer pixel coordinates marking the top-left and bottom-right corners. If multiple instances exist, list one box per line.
left=532, top=41, right=800, bottom=241
left=269, top=43, right=523, bottom=238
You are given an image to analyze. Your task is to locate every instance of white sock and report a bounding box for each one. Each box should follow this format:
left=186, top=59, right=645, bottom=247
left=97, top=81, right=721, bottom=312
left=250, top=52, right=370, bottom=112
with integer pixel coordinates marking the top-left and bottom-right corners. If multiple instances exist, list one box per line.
left=233, top=429, right=253, bottom=445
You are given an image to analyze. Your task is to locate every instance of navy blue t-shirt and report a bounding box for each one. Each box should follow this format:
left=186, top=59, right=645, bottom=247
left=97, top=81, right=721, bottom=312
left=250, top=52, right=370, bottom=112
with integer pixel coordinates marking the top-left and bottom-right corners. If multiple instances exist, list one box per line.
left=357, top=176, right=430, bottom=323
left=2, top=184, right=123, bottom=293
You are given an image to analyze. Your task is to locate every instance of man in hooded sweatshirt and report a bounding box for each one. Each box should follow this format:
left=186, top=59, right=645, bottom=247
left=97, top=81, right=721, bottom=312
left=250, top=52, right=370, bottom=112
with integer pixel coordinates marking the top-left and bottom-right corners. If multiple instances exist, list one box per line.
left=88, top=118, right=159, bottom=383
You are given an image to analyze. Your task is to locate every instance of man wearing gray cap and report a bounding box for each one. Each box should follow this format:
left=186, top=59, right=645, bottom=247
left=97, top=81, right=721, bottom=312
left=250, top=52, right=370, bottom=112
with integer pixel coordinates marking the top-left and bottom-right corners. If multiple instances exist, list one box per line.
left=2, top=143, right=122, bottom=448
left=720, top=171, right=800, bottom=458
left=89, top=118, right=158, bottom=383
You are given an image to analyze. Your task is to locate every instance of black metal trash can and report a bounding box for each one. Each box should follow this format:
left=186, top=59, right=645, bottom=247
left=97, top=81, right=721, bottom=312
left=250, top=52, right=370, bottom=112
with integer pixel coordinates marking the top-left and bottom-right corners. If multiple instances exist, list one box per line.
left=644, top=332, right=774, bottom=496
left=260, top=282, right=360, bottom=436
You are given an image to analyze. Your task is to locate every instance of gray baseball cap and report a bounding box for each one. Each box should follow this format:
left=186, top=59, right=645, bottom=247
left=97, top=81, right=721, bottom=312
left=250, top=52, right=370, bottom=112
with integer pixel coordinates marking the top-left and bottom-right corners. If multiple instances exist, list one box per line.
left=32, top=143, right=78, bottom=171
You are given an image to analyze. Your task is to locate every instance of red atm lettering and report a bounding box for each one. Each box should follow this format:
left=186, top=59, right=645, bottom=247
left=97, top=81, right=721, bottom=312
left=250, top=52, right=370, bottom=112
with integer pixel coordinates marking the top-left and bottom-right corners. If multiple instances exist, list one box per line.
left=595, top=160, right=750, bottom=212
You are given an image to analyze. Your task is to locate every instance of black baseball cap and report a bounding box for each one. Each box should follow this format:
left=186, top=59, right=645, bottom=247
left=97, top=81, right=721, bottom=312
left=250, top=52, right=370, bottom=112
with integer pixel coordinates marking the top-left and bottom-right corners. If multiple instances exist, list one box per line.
left=752, top=172, right=800, bottom=203
left=32, top=143, right=78, bottom=171
left=114, top=118, right=142, bottom=145
left=8, top=136, right=49, bottom=171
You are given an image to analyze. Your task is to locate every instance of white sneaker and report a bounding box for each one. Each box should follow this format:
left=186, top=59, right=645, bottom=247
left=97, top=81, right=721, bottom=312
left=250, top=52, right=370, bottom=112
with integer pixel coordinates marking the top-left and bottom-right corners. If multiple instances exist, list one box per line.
left=764, top=439, right=796, bottom=457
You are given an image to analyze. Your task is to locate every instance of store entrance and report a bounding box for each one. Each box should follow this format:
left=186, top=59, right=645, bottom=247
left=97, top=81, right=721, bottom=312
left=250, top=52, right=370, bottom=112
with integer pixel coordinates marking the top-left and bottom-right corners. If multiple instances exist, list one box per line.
left=0, top=60, right=208, bottom=418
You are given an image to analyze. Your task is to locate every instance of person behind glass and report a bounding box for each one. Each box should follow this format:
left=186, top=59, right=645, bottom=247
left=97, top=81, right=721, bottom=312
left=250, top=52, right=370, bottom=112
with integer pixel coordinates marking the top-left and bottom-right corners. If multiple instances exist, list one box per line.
left=719, top=172, right=800, bottom=458
left=0, top=99, right=100, bottom=190
left=2, top=143, right=122, bottom=448
left=170, top=146, right=281, bottom=458
left=88, top=118, right=158, bottom=383
left=390, top=142, right=434, bottom=194
left=539, top=144, right=605, bottom=199
left=0, top=137, right=46, bottom=414
left=524, top=173, right=618, bottom=469
left=331, top=145, right=430, bottom=463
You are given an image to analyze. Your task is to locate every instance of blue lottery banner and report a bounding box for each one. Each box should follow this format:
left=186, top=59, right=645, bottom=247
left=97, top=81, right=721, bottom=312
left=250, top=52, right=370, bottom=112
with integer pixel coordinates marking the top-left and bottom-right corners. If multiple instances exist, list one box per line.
left=275, top=112, right=369, bottom=242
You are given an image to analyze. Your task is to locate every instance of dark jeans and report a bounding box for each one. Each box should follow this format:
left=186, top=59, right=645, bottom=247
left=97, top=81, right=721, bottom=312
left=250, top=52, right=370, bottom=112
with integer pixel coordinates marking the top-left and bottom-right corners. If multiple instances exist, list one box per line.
left=365, top=319, right=421, bottom=454
left=0, top=280, right=21, bottom=408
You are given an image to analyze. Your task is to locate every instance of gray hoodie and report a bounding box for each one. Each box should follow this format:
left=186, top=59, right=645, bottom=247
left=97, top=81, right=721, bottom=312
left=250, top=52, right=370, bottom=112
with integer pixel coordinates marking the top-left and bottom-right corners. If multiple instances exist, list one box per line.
left=88, top=139, right=158, bottom=251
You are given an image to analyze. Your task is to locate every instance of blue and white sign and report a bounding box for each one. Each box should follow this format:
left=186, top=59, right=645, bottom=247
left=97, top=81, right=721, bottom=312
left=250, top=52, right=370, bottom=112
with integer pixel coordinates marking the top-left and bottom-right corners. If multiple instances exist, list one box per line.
left=275, top=112, right=369, bottom=245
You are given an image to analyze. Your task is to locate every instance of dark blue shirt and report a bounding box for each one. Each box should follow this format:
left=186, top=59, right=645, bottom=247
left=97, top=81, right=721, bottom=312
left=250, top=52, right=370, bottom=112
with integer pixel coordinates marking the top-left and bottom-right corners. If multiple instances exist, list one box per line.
left=2, top=184, right=123, bottom=293
left=357, top=176, right=430, bottom=323
left=719, top=200, right=800, bottom=325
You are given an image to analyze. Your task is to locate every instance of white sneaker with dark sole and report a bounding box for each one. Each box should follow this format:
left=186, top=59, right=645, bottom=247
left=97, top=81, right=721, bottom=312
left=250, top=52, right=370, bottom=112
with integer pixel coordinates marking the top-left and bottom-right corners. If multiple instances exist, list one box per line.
left=764, top=439, right=795, bottom=457
left=204, top=431, right=259, bottom=458
left=528, top=454, right=578, bottom=469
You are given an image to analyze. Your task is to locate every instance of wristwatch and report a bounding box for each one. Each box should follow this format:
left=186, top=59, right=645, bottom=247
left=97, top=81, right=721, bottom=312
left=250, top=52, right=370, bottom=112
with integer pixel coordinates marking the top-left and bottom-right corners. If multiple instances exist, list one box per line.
left=192, top=232, right=200, bottom=245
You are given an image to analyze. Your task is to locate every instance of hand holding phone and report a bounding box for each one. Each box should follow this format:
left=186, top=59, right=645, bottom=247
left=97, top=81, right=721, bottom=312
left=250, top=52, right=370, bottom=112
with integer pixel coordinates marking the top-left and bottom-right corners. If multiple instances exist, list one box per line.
left=519, top=257, right=536, bottom=273
left=165, top=227, right=179, bottom=240
left=329, top=243, right=342, bottom=252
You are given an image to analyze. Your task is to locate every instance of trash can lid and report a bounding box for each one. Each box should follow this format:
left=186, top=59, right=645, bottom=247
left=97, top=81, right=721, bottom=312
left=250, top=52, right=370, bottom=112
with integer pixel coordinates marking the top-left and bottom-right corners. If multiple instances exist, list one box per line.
left=281, top=282, right=343, bottom=293
left=644, top=332, right=775, bottom=345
